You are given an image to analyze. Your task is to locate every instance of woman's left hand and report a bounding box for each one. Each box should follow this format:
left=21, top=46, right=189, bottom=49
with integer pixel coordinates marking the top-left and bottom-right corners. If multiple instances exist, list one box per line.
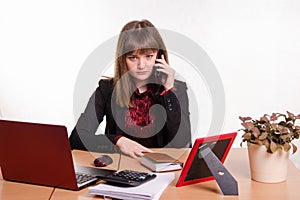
left=116, top=137, right=153, bottom=159
left=155, top=54, right=175, bottom=90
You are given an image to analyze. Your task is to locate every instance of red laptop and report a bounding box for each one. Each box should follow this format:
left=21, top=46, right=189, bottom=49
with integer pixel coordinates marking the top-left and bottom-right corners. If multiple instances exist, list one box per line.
left=0, top=119, right=115, bottom=190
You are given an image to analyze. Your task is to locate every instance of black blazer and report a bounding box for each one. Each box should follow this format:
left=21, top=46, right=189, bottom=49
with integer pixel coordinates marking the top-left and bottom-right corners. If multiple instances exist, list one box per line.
left=69, top=79, right=191, bottom=152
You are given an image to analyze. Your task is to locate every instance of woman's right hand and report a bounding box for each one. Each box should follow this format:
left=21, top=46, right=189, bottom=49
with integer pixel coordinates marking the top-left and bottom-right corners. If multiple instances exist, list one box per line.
left=116, top=137, right=153, bottom=159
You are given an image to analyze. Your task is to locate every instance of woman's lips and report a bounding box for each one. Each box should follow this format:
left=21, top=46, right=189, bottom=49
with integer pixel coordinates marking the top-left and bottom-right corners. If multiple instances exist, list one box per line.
left=136, top=71, right=147, bottom=75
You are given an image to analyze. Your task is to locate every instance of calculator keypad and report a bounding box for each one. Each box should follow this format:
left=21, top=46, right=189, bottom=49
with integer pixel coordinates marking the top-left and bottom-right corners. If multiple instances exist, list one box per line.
left=104, top=170, right=156, bottom=187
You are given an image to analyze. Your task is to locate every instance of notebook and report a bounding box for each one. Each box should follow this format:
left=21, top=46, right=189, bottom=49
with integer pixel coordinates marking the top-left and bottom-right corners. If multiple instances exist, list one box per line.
left=140, top=152, right=183, bottom=172
left=0, top=119, right=116, bottom=190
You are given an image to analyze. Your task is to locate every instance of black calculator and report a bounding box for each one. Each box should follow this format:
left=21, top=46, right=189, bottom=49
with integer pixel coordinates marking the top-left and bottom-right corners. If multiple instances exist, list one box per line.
left=103, top=170, right=156, bottom=187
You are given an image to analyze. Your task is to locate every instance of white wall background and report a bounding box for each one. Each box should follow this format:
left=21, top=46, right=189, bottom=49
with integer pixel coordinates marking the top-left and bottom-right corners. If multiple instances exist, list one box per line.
left=1, top=0, right=300, bottom=169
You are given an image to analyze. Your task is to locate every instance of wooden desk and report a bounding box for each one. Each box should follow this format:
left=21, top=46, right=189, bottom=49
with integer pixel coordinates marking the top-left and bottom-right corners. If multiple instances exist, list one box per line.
left=51, top=148, right=300, bottom=200
left=0, top=171, right=54, bottom=200
left=49, top=151, right=120, bottom=200
left=1, top=148, right=300, bottom=199
left=159, top=148, right=300, bottom=200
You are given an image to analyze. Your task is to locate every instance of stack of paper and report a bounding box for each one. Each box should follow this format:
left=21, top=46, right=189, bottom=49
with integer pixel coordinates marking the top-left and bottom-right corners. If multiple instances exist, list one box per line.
left=89, top=172, right=175, bottom=200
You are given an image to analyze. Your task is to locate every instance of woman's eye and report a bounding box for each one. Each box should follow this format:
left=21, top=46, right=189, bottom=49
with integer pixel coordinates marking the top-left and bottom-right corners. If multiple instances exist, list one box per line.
left=146, top=54, right=154, bottom=59
left=128, top=56, right=137, bottom=61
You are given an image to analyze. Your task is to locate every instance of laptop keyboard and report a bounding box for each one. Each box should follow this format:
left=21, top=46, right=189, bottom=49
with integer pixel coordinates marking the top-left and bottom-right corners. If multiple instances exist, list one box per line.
left=76, top=172, right=98, bottom=188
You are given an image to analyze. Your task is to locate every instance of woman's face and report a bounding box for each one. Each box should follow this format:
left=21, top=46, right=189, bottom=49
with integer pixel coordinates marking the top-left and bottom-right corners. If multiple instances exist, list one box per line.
left=126, top=49, right=157, bottom=83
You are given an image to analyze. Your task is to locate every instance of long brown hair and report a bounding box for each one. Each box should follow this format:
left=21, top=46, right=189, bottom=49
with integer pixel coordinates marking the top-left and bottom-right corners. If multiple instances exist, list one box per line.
left=113, top=19, right=169, bottom=107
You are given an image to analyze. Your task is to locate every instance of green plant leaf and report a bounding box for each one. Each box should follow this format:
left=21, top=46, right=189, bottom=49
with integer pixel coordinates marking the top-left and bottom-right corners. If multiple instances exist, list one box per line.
left=260, top=116, right=269, bottom=123
left=263, top=139, right=270, bottom=149
left=270, top=141, right=277, bottom=153
left=242, top=132, right=251, bottom=140
left=278, top=125, right=285, bottom=133
left=287, top=111, right=295, bottom=121
left=282, top=127, right=289, bottom=134
left=242, top=122, right=254, bottom=130
left=292, top=143, right=297, bottom=154
left=271, top=123, right=277, bottom=130
left=256, top=140, right=263, bottom=145
left=239, top=116, right=252, bottom=122
left=258, top=132, right=268, bottom=140
left=280, top=135, right=289, bottom=142
left=270, top=113, right=277, bottom=121
left=286, top=122, right=294, bottom=129
left=239, top=111, right=300, bottom=154
left=283, top=143, right=291, bottom=152
left=240, top=142, right=243, bottom=148
left=252, top=127, right=260, bottom=138
left=295, top=131, right=300, bottom=139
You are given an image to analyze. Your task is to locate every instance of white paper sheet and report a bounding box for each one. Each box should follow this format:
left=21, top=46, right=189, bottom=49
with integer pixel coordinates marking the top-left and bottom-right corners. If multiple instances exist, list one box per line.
left=89, top=172, right=175, bottom=200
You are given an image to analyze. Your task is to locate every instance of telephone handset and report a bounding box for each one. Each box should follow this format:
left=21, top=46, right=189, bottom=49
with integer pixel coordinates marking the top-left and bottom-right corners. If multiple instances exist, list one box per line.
left=154, top=50, right=163, bottom=84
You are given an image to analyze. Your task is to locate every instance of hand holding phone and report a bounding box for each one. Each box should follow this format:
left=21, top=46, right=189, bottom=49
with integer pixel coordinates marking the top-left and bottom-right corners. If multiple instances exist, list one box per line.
left=154, top=49, right=175, bottom=90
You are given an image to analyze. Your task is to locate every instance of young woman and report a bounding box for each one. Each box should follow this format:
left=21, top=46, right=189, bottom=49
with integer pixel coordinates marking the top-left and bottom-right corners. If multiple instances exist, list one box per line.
left=70, top=19, right=191, bottom=158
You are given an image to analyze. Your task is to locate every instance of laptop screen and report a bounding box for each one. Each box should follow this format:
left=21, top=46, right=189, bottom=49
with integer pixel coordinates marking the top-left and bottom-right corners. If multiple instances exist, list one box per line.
left=0, top=119, right=118, bottom=190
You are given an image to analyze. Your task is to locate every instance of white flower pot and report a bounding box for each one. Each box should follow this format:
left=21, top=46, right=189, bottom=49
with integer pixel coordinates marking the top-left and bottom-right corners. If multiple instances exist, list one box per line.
left=247, top=144, right=290, bottom=183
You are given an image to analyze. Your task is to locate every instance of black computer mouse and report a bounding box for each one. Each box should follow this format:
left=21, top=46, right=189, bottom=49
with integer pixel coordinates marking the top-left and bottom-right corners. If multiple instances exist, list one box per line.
left=93, top=155, right=113, bottom=167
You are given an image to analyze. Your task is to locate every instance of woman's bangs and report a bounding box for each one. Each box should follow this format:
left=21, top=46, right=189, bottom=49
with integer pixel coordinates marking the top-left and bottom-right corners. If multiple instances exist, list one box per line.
left=127, top=48, right=157, bottom=55
left=123, top=29, right=159, bottom=55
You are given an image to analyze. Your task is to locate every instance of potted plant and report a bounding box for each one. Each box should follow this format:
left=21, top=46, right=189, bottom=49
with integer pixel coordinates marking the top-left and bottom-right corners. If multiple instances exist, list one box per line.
left=239, top=111, right=300, bottom=183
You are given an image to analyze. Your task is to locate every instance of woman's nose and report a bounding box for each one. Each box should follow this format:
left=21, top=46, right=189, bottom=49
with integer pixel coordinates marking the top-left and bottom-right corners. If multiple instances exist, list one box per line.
left=137, top=58, right=146, bottom=69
